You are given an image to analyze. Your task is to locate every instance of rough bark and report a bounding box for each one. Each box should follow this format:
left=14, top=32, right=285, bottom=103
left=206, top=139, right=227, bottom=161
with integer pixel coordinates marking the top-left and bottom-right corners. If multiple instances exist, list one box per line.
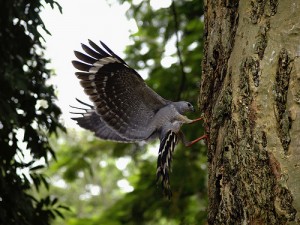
left=200, top=1, right=300, bottom=224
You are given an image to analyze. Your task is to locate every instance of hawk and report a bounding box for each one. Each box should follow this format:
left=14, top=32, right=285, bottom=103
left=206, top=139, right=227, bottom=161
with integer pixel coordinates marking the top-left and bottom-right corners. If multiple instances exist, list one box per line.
left=71, top=40, right=206, bottom=197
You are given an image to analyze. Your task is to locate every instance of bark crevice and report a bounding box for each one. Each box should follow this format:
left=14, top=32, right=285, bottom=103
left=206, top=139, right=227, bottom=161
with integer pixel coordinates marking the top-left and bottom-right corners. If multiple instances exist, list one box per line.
left=201, top=1, right=299, bottom=224
left=274, top=48, right=292, bottom=154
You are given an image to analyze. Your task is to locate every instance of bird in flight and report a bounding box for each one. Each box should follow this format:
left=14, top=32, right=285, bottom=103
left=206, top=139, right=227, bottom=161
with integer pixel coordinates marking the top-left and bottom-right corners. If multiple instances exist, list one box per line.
left=71, top=40, right=206, bottom=198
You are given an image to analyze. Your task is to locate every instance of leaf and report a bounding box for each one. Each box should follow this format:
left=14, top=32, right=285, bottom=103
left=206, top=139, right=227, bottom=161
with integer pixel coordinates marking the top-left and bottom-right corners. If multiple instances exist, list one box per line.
left=51, top=197, right=58, bottom=206
left=53, top=209, right=65, bottom=219
left=30, top=165, right=45, bottom=171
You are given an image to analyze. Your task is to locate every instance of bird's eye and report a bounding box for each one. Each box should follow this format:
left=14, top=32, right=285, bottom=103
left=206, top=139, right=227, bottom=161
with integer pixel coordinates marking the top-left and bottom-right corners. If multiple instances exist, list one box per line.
left=187, top=103, right=192, bottom=107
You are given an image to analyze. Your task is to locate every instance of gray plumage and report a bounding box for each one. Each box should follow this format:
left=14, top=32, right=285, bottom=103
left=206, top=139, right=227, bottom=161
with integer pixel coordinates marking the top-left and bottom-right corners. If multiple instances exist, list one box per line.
left=71, top=40, right=196, bottom=197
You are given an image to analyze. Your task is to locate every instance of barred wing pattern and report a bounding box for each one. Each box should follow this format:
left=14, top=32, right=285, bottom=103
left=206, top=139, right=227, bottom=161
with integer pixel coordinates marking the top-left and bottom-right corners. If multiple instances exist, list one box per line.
left=71, top=99, right=132, bottom=142
left=156, top=130, right=179, bottom=198
left=72, top=40, right=169, bottom=141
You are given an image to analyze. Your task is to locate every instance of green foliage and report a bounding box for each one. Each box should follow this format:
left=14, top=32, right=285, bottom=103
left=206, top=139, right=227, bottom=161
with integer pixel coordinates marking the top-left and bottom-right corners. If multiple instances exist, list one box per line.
left=49, top=131, right=207, bottom=225
left=0, top=0, right=65, bottom=224
left=46, top=131, right=141, bottom=225
left=122, top=0, right=204, bottom=103
left=48, top=0, right=207, bottom=224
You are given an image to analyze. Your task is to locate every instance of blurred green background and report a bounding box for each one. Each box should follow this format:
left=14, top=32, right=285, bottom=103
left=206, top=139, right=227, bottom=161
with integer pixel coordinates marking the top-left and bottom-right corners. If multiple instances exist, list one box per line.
left=0, top=0, right=206, bottom=224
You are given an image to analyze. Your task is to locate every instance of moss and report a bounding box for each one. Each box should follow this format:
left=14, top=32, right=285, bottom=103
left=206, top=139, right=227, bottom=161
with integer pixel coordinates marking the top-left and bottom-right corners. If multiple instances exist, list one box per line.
left=216, top=126, right=283, bottom=224
left=212, top=80, right=233, bottom=126
left=262, top=131, right=267, bottom=148
left=239, top=57, right=256, bottom=140
left=250, top=0, right=266, bottom=24
left=250, top=0, right=278, bottom=24
left=224, top=56, right=296, bottom=224
left=250, top=1, right=276, bottom=60
left=274, top=48, right=293, bottom=153
left=274, top=185, right=297, bottom=221
left=217, top=126, right=296, bottom=224
left=254, top=24, right=269, bottom=60
left=295, top=90, right=300, bottom=104
left=269, top=0, right=278, bottom=16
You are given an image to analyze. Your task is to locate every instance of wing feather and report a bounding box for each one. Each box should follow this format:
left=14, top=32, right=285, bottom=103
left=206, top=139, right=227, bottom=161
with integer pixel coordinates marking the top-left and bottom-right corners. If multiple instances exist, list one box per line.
left=72, top=40, right=169, bottom=140
left=81, top=43, right=102, bottom=59
left=88, top=39, right=110, bottom=57
left=70, top=100, right=133, bottom=143
left=72, top=61, right=91, bottom=72
left=74, top=51, right=97, bottom=64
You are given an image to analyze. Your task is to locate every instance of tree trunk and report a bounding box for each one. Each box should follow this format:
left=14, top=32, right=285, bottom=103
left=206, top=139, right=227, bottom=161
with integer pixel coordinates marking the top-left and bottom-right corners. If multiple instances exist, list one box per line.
left=200, top=1, right=300, bottom=224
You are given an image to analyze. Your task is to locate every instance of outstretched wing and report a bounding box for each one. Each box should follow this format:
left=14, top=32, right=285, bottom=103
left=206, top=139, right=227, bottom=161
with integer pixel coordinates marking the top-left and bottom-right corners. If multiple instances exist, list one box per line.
left=156, top=130, right=179, bottom=198
left=71, top=99, right=133, bottom=143
left=72, top=40, right=169, bottom=141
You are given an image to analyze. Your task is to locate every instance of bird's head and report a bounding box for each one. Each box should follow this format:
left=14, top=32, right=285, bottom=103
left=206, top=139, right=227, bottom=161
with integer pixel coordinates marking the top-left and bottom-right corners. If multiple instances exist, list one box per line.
left=173, top=101, right=195, bottom=114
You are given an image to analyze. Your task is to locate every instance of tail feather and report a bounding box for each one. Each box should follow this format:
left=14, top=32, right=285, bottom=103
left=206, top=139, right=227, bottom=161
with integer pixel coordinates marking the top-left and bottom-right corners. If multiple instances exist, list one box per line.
left=156, top=130, right=178, bottom=198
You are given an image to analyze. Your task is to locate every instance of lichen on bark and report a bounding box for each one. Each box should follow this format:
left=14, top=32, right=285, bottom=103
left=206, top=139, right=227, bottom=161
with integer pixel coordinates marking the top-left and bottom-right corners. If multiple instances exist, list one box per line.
left=201, top=1, right=299, bottom=224
left=274, top=48, right=292, bottom=153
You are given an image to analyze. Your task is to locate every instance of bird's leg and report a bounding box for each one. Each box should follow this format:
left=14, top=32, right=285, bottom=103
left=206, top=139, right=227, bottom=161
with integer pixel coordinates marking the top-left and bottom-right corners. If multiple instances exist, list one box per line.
left=178, top=131, right=208, bottom=147
left=188, top=117, right=203, bottom=124
left=185, top=134, right=208, bottom=147
left=178, top=115, right=203, bottom=124
left=177, top=114, right=194, bottom=124
left=179, top=116, right=208, bottom=147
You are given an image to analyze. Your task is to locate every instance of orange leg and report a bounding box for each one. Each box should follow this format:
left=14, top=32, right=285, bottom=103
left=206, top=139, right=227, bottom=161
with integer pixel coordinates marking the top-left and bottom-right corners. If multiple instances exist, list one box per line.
left=182, top=116, right=208, bottom=147
left=186, top=134, right=208, bottom=147
left=189, top=117, right=203, bottom=124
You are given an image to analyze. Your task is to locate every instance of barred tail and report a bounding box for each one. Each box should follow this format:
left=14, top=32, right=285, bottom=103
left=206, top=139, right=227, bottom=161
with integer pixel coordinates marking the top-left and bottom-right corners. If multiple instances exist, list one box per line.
left=156, top=130, right=178, bottom=198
